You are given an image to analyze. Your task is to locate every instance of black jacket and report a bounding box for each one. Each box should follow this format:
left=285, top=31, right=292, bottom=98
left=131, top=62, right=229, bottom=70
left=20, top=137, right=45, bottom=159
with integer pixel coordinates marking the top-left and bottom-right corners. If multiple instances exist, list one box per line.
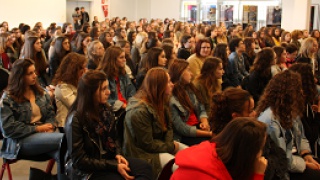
left=65, top=110, right=121, bottom=179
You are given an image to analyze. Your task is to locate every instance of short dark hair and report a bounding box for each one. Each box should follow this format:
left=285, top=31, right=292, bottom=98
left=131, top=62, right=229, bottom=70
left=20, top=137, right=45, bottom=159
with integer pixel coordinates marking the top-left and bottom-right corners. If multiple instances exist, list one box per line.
left=286, top=43, right=298, bottom=54
left=75, top=7, right=79, bottom=11
left=229, top=37, right=242, bottom=52
left=195, top=38, right=211, bottom=56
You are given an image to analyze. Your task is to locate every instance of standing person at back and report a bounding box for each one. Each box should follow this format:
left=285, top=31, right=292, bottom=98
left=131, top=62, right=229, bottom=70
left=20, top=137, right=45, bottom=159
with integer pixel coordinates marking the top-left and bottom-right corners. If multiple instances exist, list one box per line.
left=80, top=7, right=90, bottom=25
left=72, top=7, right=82, bottom=31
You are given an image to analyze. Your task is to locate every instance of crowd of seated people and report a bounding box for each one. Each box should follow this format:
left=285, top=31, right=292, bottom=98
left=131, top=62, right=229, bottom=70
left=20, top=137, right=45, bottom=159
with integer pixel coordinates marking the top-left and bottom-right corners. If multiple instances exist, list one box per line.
left=1, top=16, right=320, bottom=180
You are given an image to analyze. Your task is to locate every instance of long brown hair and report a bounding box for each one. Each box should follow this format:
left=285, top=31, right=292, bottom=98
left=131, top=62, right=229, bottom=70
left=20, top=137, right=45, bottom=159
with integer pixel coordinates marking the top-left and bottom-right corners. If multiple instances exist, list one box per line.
left=135, top=68, right=170, bottom=131
left=196, top=57, right=222, bottom=99
left=212, top=117, right=266, bottom=180
left=169, top=60, right=203, bottom=112
left=68, top=70, right=107, bottom=127
left=210, top=88, right=252, bottom=134
left=52, top=52, right=87, bottom=87
left=256, top=70, right=304, bottom=129
left=7, top=59, right=44, bottom=102
left=22, top=36, right=47, bottom=74
left=213, top=43, right=228, bottom=71
left=97, top=46, right=126, bottom=79
left=251, top=47, right=274, bottom=78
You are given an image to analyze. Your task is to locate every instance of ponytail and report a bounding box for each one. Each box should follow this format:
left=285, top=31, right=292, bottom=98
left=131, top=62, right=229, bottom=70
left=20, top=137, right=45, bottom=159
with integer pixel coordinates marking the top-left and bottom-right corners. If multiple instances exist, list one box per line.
left=210, top=87, right=252, bottom=134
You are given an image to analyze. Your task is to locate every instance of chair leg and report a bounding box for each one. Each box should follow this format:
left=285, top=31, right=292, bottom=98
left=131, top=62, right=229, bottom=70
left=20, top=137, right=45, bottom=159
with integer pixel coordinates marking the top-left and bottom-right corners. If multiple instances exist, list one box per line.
left=6, top=163, right=12, bottom=180
left=0, top=162, right=6, bottom=180
left=45, top=159, right=55, bottom=174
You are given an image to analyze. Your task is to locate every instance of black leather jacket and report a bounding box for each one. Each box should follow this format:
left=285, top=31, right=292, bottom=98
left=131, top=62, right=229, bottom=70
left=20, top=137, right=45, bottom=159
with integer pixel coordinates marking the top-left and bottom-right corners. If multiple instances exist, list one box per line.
left=64, top=110, right=121, bottom=179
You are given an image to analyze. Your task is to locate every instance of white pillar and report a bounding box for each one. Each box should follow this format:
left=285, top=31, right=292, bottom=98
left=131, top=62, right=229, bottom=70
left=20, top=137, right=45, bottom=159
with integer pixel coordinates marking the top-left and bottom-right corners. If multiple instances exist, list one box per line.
left=281, top=0, right=311, bottom=31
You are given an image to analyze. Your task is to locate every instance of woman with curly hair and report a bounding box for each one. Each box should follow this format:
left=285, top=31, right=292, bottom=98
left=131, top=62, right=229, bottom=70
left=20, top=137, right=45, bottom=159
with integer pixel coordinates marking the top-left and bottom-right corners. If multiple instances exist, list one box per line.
left=210, top=87, right=255, bottom=135
left=257, top=70, right=320, bottom=179
left=169, top=60, right=212, bottom=146
left=245, top=47, right=275, bottom=103
left=52, top=52, right=87, bottom=127
left=289, top=63, right=320, bottom=157
left=193, top=57, right=224, bottom=115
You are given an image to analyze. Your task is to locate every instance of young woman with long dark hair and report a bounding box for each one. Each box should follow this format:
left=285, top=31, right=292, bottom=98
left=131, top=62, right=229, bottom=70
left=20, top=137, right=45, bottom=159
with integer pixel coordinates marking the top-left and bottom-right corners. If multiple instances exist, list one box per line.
left=65, top=70, right=152, bottom=180
left=123, top=68, right=187, bottom=177
left=97, top=46, right=136, bottom=112
left=49, top=36, right=71, bottom=78
left=169, top=60, right=212, bottom=146
left=0, top=59, right=66, bottom=179
left=21, top=36, right=50, bottom=87
left=193, top=57, right=224, bottom=115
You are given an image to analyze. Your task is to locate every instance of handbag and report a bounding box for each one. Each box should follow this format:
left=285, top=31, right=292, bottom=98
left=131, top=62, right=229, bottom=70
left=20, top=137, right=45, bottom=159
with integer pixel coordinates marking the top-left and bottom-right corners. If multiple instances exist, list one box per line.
left=29, top=167, right=57, bottom=180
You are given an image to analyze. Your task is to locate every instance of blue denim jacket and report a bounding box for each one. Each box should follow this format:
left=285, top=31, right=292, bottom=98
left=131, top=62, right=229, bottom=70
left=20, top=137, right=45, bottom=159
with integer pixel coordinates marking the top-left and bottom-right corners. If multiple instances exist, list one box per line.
left=258, top=107, right=311, bottom=173
left=0, top=92, right=57, bottom=159
left=107, top=75, right=136, bottom=111
left=169, top=90, right=208, bottom=142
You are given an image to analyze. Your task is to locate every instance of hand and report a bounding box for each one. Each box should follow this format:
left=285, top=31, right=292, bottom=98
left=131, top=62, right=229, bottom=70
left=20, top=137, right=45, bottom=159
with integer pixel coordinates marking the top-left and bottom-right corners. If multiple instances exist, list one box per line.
left=121, top=103, right=127, bottom=109
left=305, top=155, right=320, bottom=170
left=117, top=164, right=134, bottom=180
left=116, top=155, right=129, bottom=166
left=254, top=156, right=268, bottom=174
left=199, top=120, right=210, bottom=131
left=173, top=141, right=180, bottom=154
left=36, top=123, right=55, bottom=133
left=45, top=86, right=55, bottom=99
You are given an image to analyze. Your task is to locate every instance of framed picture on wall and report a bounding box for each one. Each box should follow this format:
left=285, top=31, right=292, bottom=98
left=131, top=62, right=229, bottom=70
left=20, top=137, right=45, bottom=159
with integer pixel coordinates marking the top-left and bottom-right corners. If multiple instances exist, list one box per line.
left=201, top=4, right=216, bottom=24
left=266, top=6, right=282, bottom=26
left=181, top=1, right=197, bottom=23
left=220, top=5, right=234, bottom=28
left=243, top=5, right=257, bottom=30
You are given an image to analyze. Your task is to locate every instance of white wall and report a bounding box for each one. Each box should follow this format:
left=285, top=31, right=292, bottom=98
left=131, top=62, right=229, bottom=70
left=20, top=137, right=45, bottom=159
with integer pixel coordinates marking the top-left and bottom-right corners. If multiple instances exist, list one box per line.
left=282, top=0, right=311, bottom=32
left=0, top=0, right=66, bottom=29
left=150, top=0, right=180, bottom=20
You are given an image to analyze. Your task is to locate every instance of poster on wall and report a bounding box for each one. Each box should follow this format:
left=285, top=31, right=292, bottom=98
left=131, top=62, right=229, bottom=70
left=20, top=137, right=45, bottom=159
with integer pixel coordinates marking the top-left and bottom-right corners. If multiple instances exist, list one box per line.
left=182, top=1, right=197, bottom=23
left=243, top=6, right=257, bottom=29
left=101, top=0, right=109, bottom=18
left=266, top=6, right=282, bottom=26
left=220, top=5, right=234, bottom=28
left=202, top=4, right=216, bottom=24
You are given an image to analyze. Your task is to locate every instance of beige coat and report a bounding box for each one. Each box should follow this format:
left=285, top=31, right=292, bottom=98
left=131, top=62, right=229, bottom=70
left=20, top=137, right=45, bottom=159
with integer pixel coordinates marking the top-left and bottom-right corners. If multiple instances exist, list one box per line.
left=54, top=83, right=77, bottom=127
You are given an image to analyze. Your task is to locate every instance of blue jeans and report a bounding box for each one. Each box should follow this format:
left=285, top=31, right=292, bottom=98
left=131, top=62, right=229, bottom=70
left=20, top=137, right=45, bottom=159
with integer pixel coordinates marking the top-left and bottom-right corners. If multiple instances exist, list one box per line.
left=18, top=132, right=67, bottom=180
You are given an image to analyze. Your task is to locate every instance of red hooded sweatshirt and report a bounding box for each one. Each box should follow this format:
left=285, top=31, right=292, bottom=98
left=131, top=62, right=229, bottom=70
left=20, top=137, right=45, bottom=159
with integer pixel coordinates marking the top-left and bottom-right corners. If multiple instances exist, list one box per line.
left=171, top=141, right=264, bottom=180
